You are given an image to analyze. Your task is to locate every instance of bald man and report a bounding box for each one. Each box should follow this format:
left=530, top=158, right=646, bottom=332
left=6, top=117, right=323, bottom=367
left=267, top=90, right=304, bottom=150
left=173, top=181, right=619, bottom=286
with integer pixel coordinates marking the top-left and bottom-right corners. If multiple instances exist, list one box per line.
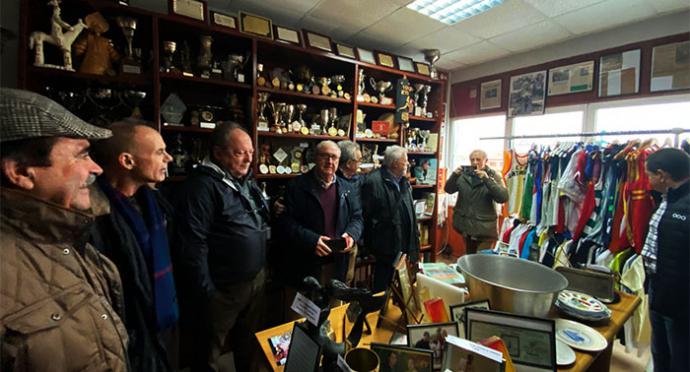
left=89, top=123, right=178, bottom=371
left=445, top=149, right=508, bottom=254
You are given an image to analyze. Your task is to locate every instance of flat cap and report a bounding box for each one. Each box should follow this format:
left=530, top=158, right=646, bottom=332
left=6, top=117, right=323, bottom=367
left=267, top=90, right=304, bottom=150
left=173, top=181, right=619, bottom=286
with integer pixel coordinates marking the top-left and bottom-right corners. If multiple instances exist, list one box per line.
left=1, top=88, right=112, bottom=143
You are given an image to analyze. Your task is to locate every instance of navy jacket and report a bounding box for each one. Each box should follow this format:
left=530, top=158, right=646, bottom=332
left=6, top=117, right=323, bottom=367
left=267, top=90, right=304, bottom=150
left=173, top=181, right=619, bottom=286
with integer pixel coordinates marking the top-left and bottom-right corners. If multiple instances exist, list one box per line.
left=280, top=170, right=363, bottom=285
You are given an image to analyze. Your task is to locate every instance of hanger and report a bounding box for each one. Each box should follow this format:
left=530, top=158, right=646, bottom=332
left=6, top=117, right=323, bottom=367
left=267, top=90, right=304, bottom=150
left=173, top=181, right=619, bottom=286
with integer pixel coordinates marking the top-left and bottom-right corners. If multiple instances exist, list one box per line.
left=613, top=138, right=640, bottom=160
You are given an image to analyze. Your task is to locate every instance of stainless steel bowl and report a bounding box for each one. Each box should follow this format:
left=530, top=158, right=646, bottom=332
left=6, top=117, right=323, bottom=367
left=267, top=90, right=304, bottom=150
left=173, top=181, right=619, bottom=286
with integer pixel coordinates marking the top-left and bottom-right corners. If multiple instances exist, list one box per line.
left=457, top=254, right=568, bottom=317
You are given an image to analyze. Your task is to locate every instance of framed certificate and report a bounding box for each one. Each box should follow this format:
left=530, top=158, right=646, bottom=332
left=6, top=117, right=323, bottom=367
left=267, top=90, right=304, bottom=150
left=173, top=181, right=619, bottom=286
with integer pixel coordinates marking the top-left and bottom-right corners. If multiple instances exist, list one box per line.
left=274, top=25, right=301, bottom=46
left=303, top=30, right=333, bottom=52
left=335, top=43, right=356, bottom=59
left=211, top=11, right=236, bottom=29
left=397, top=56, right=415, bottom=72
left=415, top=62, right=431, bottom=76
left=356, top=48, right=376, bottom=64
left=169, top=0, right=207, bottom=22
left=239, top=12, right=273, bottom=39
left=480, top=79, right=502, bottom=110
left=375, top=51, right=396, bottom=68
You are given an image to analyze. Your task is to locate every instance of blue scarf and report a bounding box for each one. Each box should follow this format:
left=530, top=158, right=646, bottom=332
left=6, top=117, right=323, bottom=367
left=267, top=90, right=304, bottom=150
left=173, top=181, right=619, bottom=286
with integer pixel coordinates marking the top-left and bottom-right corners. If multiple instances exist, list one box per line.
left=99, top=178, right=179, bottom=330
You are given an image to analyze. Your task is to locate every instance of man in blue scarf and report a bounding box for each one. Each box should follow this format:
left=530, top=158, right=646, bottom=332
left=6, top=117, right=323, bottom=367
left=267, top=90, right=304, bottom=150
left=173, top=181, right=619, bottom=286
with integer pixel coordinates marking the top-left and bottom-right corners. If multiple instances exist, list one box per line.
left=89, top=123, right=178, bottom=371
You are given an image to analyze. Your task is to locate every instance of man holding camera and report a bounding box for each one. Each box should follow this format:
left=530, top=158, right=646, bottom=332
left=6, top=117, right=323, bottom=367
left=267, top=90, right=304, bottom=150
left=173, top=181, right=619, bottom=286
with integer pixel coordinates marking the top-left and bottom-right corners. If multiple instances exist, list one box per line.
left=445, top=149, right=508, bottom=254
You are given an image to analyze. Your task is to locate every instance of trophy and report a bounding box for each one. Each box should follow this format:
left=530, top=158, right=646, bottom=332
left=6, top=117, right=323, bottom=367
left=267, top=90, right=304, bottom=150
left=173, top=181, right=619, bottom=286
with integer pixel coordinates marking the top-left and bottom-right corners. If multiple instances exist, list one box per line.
left=29, top=0, right=86, bottom=71
left=180, top=41, right=194, bottom=77
left=369, top=78, right=392, bottom=105
left=415, top=84, right=432, bottom=117
left=290, top=147, right=303, bottom=173
left=223, top=53, right=249, bottom=82
left=161, top=41, right=177, bottom=73
left=170, top=134, right=190, bottom=175
left=296, top=104, right=308, bottom=135
left=419, top=130, right=431, bottom=151
left=327, top=107, right=338, bottom=136
left=160, top=93, right=187, bottom=125
left=357, top=69, right=367, bottom=101
left=259, top=143, right=270, bottom=174
left=256, top=63, right=267, bottom=86
left=115, top=16, right=141, bottom=74
left=318, top=77, right=332, bottom=96
left=197, top=35, right=213, bottom=78
left=331, top=75, right=345, bottom=97
left=406, top=128, right=415, bottom=150
left=283, top=104, right=296, bottom=132
left=256, top=92, right=270, bottom=131
left=423, top=49, right=441, bottom=80
left=316, top=109, right=329, bottom=135
left=269, top=102, right=286, bottom=133
left=123, top=90, right=146, bottom=119
left=73, top=12, right=119, bottom=76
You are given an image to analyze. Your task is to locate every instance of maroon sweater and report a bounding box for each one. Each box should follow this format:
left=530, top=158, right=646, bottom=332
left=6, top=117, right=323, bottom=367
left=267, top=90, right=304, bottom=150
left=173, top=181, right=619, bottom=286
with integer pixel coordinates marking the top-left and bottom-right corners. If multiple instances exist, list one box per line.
left=317, top=183, right=338, bottom=238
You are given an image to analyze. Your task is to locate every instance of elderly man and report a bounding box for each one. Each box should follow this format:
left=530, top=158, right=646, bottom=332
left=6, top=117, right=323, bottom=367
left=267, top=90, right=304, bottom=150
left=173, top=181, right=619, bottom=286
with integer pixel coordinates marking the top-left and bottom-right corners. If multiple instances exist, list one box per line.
left=337, top=140, right=363, bottom=285
left=282, top=140, right=363, bottom=290
left=172, top=122, right=268, bottom=372
left=89, top=123, right=177, bottom=371
left=445, top=149, right=508, bottom=254
left=361, top=145, right=419, bottom=292
left=0, top=88, right=128, bottom=369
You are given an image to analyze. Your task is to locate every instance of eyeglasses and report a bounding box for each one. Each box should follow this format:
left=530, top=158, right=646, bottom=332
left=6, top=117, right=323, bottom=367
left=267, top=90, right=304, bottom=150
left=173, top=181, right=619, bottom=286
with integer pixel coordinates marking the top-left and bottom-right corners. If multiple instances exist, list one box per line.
left=317, top=153, right=339, bottom=161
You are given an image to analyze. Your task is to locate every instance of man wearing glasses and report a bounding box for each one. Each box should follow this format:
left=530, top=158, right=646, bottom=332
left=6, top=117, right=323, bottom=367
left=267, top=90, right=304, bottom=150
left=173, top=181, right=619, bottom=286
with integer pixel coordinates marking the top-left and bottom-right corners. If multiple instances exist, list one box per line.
left=281, top=140, right=363, bottom=294
left=336, top=141, right=364, bottom=286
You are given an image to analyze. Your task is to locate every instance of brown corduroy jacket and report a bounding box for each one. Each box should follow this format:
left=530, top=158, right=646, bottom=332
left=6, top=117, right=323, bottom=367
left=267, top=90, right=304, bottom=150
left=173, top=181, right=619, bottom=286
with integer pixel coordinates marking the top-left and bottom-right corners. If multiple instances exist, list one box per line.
left=0, top=188, right=129, bottom=371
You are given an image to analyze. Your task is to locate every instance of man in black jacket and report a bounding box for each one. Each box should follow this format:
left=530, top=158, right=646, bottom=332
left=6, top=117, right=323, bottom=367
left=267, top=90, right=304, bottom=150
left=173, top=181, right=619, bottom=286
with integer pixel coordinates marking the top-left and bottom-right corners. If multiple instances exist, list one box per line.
left=337, top=140, right=364, bottom=285
left=90, top=123, right=178, bottom=372
left=361, top=145, right=419, bottom=292
left=281, top=140, right=363, bottom=289
left=642, top=148, right=689, bottom=372
left=172, top=122, right=269, bottom=372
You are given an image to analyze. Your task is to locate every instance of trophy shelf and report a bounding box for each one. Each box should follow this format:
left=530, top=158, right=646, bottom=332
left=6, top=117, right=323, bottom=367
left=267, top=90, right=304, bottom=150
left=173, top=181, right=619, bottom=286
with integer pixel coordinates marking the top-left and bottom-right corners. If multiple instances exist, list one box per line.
left=258, top=131, right=348, bottom=141
left=409, top=115, right=436, bottom=122
left=358, top=62, right=436, bottom=83
left=160, top=72, right=252, bottom=90
left=28, top=66, right=152, bottom=87
left=412, top=184, right=434, bottom=189
left=357, top=101, right=395, bottom=110
left=255, top=173, right=299, bottom=180
left=408, top=151, right=437, bottom=156
left=256, top=87, right=352, bottom=104
left=354, top=137, right=399, bottom=144
left=162, top=125, right=214, bottom=133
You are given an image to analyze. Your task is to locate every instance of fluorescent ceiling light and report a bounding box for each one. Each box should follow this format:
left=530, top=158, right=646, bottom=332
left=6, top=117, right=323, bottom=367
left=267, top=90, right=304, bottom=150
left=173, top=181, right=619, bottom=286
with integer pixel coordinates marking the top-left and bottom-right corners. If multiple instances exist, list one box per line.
left=407, top=0, right=504, bottom=25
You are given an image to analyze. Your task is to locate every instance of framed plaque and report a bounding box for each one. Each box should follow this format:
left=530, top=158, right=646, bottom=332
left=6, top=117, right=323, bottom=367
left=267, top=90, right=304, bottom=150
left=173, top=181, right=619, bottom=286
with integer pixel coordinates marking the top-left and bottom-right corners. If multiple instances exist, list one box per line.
left=303, top=30, right=333, bottom=53
left=415, top=62, right=431, bottom=76
left=211, top=11, right=237, bottom=29
left=274, top=25, right=301, bottom=46
left=356, top=48, right=376, bottom=64
left=480, top=79, right=502, bottom=110
left=397, top=56, right=415, bottom=72
left=169, top=0, right=207, bottom=22
left=650, top=41, right=690, bottom=92
left=547, top=60, right=594, bottom=96
left=375, top=51, right=396, bottom=68
left=335, top=43, right=356, bottom=59
left=239, top=12, right=273, bottom=39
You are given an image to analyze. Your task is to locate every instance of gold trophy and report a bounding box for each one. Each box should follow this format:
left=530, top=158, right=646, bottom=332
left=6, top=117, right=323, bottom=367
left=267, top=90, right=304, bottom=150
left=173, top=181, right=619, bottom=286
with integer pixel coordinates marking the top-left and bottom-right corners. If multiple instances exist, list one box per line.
left=115, top=16, right=141, bottom=74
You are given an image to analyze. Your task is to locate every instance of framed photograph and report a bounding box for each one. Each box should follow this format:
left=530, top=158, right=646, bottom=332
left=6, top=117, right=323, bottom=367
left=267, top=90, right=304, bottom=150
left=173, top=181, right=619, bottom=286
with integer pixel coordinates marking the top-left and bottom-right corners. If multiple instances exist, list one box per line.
left=303, top=30, right=333, bottom=53
left=371, top=343, right=433, bottom=372
left=375, top=51, right=396, bottom=68
left=599, top=49, right=640, bottom=97
left=356, top=48, right=376, bottom=64
left=255, top=319, right=304, bottom=368
left=239, top=12, right=273, bottom=39
left=169, top=0, right=207, bottom=22
left=211, top=11, right=236, bottom=29
left=548, top=60, right=594, bottom=96
left=480, top=79, right=502, bottom=110
left=284, top=323, right=321, bottom=372
left=508, top=70, right=546, bottom=117
left=407, top=322, right=460, bottom=370
left=651, top=41, right=690, bottom=92
left=397, top=56, right=415, bottom=72
left=415, top=62, right=431, bottom=76
left=273, top=25, right=301, bottom=46
left=449, top=299, right=491, bottom=325
left=335, top=43, right=356, bottom=59
left=466, top=308, right=557, bottom=372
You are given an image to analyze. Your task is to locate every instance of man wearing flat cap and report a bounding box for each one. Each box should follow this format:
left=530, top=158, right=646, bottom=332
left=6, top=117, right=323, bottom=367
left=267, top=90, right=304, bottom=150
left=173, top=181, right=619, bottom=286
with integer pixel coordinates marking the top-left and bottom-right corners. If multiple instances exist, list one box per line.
left=0, top=88, right=129, bottom=370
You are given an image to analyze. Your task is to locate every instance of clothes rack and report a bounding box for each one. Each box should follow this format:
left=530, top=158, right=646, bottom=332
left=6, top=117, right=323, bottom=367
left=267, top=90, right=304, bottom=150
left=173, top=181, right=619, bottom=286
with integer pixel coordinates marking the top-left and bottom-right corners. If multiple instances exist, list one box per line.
left=480, top=127, right=690, bottom=147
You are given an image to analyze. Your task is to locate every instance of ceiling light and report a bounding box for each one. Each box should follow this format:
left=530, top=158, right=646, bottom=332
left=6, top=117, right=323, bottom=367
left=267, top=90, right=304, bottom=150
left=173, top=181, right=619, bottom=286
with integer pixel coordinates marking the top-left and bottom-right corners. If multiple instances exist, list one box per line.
left=407, top=0, right=504, bottom=25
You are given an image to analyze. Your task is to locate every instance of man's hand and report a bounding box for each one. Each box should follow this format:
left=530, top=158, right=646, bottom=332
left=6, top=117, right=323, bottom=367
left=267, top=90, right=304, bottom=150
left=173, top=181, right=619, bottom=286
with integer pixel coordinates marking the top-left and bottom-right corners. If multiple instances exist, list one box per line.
left=453, top=166, right=463, bottom=175
left=341, top=233, right=354, bottom=254
left=273, top=198, right=285, bottom=216
left=475, top=169, right=489, bottom=179
left=315, top=236, right=332, bottom=257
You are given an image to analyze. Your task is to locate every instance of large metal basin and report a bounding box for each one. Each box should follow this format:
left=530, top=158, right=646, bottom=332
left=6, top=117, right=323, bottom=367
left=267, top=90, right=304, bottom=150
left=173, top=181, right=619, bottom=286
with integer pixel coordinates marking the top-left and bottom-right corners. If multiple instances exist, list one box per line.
left=457, top=254, right=568, bottom=317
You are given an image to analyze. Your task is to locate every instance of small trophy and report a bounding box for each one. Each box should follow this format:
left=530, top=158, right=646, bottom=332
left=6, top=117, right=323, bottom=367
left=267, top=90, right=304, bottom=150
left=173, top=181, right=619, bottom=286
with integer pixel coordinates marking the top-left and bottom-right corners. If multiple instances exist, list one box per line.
left=161, top=41, right=177, bottom=73
left=259, top=143, right=271, bottom=174
left=369, top=78, right=393, bottom=105
left=296, top=104, right=309, bottom=135
left=318, top=77, right=331, bottom=96
left=327, top=107, right=338, bottom=137
left=223, top=53, right=249, bottom=82
left=330, top=75, right=345, bottom=97
left=115, top=16, right=141, bottom=74
left=283, top=104, right=296, bottom=132
left=314, top=109, right=328, bottom=136
left=269, top=101, right=286, bottom=133
left=160, top=93, right=187, bottom=126
left=357, top=69, right=369, bottom=102
left=415, top=84, right=432, bottom=117
left=256, top=92, right=270, bottom=132
left=180, top=41, right=194, bottom=77
left=423, top=49, right=441, bottom=80
left=273, top=147, right=289, bottom=174
left=197, top=35, right=213, bottom=78
left=419, top=130, right=431, bottom=151
left=123, top=90, right=146, bottom=119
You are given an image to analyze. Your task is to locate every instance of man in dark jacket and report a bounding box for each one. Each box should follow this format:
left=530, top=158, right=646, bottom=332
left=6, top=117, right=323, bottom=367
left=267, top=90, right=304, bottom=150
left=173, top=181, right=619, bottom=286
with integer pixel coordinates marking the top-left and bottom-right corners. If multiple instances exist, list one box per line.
left=361, top=145, right=419, bottom=292
left=172, top=122, right=269, bottom=372
left=445, top=149, right=508, bottom=254
left=281, top=140, right=363, bottom=288
left=642, top=148, right=689, bottom=372
left=337, top=140, right=364, bottom=285
left=89, top=123, right=178, bottom=371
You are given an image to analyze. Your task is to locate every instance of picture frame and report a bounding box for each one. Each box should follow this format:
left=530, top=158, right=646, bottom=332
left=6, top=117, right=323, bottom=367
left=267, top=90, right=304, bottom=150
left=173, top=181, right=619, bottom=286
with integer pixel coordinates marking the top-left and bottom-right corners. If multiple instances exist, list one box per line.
left=650, top=41, right=690, bottom=92
left=397, top=56, right=415, bottom=73
left=335, top=43, right=356, bottom=59
left=303, top=30, right=333, bottom=53
left=255, top=319, right=304, bottom=368
left=239, top=12, right=273, bottom=39
left=415, top=62, right=431, bottom=76
left=356, top=48, right=376, bottom=64
left=211, top=11, right=236, bottom=29
left=598, top=48, right=641, bottom=97
left=169, top=0, right=207, bottom=22
left=449, top=299, right=491, bottom=325
left=508, top=70, right=546, bottom=117
left=479, top=79, right=502, bottom=110
left=284, top=323, right=321, bottom=372
left=371, top=343, right=433, bottom=372
left=407, top=322, right=460, bottom=370
left=375, top=51, right=396, bottom=68
left=547, top=60, right=594, bottom=96
left=466, top=308, right=557, bottom=372
left=273, top=25, right=301, bottom=46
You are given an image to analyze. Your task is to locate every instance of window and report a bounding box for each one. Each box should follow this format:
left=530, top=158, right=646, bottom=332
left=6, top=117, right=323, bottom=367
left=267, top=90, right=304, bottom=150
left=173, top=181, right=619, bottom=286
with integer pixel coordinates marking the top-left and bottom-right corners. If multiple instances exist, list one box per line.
left=511, top=109, right=585, bottom=153
left=449, top=114, right=505, bottom=171
left=594, top=99, right=690, bottom=145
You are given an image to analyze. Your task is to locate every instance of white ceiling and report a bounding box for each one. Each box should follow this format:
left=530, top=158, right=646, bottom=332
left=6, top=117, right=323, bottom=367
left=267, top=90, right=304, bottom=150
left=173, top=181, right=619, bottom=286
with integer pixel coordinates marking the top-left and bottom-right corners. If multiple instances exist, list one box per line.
left=208, top=0, right=690, bottom=72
